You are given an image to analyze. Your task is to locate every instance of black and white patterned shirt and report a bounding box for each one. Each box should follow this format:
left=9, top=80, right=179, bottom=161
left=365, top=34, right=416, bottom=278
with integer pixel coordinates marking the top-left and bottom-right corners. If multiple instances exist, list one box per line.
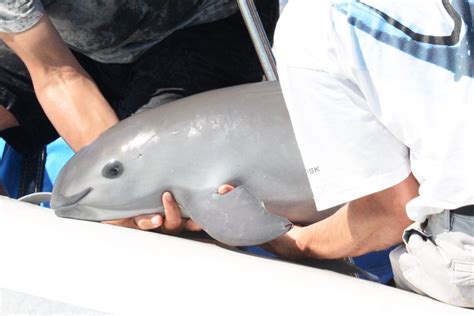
left=0, top=0, right=238, bottom=63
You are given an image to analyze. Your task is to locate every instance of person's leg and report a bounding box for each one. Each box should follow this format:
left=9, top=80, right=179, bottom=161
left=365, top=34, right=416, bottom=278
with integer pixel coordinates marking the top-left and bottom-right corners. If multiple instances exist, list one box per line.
left=275, top=57, right=414, bottom=279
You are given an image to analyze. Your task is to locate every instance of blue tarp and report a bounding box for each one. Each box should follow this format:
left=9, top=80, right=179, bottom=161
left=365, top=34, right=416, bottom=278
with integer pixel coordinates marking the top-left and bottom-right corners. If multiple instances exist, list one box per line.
left=44, top=138, right=75, bottom=190
left=0, top=138, right=73, bottom=198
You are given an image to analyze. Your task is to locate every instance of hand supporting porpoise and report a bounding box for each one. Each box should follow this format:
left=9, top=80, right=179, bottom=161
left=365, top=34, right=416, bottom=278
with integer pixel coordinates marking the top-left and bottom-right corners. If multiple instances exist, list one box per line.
left=103, top=184, right=235, bottom=234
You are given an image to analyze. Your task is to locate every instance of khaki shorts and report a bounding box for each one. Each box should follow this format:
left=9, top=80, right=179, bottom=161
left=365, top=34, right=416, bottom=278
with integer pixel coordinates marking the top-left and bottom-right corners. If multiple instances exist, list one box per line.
left=390, top=209, right=474, bottom=308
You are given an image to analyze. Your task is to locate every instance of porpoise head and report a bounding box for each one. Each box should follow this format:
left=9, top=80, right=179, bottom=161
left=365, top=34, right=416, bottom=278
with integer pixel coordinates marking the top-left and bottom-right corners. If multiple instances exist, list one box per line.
left=51, top=125, right=165, bottom=222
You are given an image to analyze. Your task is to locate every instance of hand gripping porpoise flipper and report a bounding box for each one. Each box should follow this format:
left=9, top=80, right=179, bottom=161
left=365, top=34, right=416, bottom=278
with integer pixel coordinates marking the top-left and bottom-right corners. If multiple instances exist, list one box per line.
left=187, top=186, right=292, bottom=247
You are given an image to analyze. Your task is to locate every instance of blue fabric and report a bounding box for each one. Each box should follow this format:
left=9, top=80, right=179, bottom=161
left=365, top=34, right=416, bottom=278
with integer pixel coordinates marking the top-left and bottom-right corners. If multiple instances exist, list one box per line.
left=0, top=138, right=22, bottom=198
left=242, top=244, right=394, bottom=284
left=241, top=246, right=278, bottom=258
left=44, top=138, right=74, bottom=191
left=41, top=138, right=74, bottom=207
left=0, top=137, right=73, bottom=199
left=352, top=246, right=396, bottom=284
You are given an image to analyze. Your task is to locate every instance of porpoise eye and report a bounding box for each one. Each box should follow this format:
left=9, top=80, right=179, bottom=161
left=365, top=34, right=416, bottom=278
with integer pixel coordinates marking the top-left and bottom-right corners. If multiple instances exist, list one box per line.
left=102, top=161, right=124, bottom=179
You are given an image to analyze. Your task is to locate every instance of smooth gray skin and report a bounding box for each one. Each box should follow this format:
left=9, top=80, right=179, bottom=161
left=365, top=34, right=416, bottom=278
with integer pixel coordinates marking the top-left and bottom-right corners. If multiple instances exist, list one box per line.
left=51, top=82, right=328, bottom=246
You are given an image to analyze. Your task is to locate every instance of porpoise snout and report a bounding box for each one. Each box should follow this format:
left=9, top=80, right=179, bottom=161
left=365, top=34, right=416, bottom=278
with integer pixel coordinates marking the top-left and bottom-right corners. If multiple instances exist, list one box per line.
left=51, top=187, right=93, bottom=209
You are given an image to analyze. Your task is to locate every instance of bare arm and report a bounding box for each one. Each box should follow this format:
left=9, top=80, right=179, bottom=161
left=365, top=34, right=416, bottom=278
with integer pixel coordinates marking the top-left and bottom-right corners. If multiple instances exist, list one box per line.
left=0, top=106, right=19, bottom=131
left=123, top=175, right=418, bottom=252
left=265, top=174, right=419, bottom=260
left=0, top=15, right=177, bottom=229
left=0, top=14, right=118, bottom=152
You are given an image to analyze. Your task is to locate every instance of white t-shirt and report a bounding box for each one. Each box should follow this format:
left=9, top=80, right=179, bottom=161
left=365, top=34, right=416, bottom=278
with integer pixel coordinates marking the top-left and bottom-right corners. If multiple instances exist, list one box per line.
left=274, top=0, right=474, bottom=222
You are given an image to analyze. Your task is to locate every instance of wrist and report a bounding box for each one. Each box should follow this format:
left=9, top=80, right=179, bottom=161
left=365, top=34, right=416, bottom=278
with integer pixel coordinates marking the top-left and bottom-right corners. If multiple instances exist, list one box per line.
left=293, top=220, right=340, bottom=260
left=294, top=225, right=315, bottom=258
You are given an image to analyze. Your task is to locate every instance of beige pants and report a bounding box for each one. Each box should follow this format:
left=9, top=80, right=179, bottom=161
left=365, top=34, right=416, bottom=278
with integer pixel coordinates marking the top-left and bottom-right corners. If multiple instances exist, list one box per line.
left=390, top=210, right=474, bottom=308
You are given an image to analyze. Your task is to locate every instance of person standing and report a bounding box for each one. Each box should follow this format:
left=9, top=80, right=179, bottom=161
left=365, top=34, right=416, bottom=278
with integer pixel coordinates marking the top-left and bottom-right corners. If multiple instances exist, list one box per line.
left=269, top=0, right=473, bottom=307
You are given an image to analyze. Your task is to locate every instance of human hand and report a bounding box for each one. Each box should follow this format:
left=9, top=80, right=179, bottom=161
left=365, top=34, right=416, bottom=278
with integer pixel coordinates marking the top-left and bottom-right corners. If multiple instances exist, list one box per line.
left=103, top=192, right=201, bottom=233
left=103, top=184, right=236, bottom=233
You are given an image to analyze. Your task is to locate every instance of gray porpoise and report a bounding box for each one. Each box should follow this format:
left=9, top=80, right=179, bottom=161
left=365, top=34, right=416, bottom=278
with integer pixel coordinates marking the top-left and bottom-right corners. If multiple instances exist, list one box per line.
left=51, top=81, right=327, bottom=246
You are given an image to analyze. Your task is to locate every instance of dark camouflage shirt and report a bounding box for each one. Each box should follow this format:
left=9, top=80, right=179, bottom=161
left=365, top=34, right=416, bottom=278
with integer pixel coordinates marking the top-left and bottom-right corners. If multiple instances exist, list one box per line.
left=0, top=0, right=238, bottom=63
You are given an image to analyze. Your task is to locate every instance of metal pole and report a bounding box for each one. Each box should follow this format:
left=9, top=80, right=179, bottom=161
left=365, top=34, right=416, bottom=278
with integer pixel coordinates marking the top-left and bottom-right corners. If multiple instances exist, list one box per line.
left=237, top=0, right=279, bottom=81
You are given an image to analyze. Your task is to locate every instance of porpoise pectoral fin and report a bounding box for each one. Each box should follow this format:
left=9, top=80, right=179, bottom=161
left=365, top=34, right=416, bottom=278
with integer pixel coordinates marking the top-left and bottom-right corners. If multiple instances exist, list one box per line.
left=187, top=186, right=292, bottom=247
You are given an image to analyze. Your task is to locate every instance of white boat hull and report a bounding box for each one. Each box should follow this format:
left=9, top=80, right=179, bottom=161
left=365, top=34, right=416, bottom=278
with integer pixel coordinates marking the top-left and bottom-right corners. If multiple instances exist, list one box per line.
left=0, top=197, right=468, bottom=315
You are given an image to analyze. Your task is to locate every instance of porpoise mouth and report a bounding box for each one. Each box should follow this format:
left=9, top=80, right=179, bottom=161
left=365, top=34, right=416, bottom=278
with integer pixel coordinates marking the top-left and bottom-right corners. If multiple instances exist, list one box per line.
left=51, top=187, right=93, bottom=209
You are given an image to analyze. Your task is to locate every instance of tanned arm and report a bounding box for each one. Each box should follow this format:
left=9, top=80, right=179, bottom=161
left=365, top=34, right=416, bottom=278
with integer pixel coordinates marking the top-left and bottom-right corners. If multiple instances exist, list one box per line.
left=265, top=174, right=419, bottom=261
left=0, top=106, right=19, bottom=131
left=0, top=16, right=179, bottom=229
left=0, top=14, right=118, bottom=152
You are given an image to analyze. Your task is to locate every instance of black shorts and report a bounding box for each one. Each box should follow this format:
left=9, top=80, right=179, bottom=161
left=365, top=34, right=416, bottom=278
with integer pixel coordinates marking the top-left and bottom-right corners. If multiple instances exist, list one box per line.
left=0, top=0, right=279, bottom=154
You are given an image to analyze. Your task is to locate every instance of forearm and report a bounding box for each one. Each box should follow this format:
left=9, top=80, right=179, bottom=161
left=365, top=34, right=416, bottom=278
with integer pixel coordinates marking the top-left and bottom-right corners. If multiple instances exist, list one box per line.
left=32, top=65, right=118, bottom=151
left=293, top=174, right=418, bottom=260
left=1, top=15, right=118, bottom=152
left=296, top=204, right=405, bottom=259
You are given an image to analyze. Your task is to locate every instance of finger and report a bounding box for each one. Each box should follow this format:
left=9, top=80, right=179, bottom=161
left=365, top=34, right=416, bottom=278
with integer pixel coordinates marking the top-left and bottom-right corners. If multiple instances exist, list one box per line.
left=218, top=184, right=235, bottom=195
left=183, top=219, right=202, bottom=232
left=162, top=192, right=184, bottom=234
left=103, top=218, right=139, bottom=229
left=134, top=214, right=163, bottom=231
